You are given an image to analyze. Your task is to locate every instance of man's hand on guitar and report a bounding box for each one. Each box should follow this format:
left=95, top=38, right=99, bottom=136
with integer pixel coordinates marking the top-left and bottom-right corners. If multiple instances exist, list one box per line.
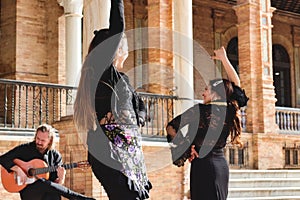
left=55, top=166, right=66, bottom=184
left=10, top=165, right=27, bottom=185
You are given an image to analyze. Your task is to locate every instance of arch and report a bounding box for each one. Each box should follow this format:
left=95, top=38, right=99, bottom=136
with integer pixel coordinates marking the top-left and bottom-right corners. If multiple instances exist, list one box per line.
left=226, top=37, right=239, bottom=74
left=221, top=25, right=238, bottom=48
left=272, top=34, right=294, bottom=65
left=272, top=34, right=295, bottom=107
left=272, top=44, right=291, bottom=107
left=221, top=26, right=239, bottom=74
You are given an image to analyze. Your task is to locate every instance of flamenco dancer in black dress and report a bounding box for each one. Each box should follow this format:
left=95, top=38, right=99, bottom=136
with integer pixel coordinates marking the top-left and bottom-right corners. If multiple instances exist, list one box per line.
left=166, top=46, right=248, bottom=200
left=74, top=0, right=151, bottom=199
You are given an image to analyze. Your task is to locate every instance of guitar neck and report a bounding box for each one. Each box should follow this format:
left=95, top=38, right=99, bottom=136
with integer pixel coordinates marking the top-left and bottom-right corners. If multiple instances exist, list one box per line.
left=30, top=163, right=78, bottom=176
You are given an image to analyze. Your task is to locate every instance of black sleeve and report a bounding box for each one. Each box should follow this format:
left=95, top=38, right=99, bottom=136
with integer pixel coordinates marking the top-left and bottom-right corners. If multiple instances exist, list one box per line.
left=48, top=150, right=63, bottom=182
left=137, top=97, right=146, bottom=120
left=167, top=104, right=200, bottom=132
left=105, top=0, right=125, bottom=63
left=230, top=84, right=249, bottom=108
left=85, top=0, right=125, bottom=85
left=109, top=0, right=125, bottom=35
left=0, top=145, right=25, bottom=172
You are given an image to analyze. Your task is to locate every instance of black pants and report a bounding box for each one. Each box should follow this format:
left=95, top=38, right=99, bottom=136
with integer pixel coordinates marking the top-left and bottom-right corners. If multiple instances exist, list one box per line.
left=20, top=179, right=93, bottom=200
left=88, top=153, right=141, bottom=200
left=190, top=149, right=229, bottom=200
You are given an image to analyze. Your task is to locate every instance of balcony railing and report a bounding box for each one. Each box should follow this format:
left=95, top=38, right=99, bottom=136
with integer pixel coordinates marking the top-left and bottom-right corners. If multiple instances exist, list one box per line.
left=276, top=106, right=300, bottom=133
left=1, top=79, right=300, bottom=137
left=0, top=79, right=179, bottom=139
left=2, top=79, right=300, bottom=169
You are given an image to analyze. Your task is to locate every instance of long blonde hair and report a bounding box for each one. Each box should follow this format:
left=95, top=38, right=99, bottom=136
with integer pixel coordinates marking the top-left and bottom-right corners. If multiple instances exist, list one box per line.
left=74, top=29, right=111, bottom=135
left=73, top=64, right=97, bottom=134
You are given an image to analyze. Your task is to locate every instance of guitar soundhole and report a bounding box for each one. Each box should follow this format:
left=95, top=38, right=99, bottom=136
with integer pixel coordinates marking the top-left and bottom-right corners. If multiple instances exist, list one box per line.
left=27, top=168, right=35, bottom=176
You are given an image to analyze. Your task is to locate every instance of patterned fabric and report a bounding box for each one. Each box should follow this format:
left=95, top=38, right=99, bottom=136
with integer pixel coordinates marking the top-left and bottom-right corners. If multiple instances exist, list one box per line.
left=101, top=123, right=150, bottom=197
left=97, top=66, right=151, bottom=197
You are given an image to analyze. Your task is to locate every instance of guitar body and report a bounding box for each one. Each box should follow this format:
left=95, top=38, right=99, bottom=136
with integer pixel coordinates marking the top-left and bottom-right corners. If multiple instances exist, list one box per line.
left=1, top=159, right=49, bottom=193
left=1, top=158, right=89, bottom=193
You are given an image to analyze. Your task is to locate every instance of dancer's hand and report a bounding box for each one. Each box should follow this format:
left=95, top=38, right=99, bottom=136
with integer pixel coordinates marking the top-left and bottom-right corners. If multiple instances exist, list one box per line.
left=188, top=145, right=199, bottom=162
left=211, top=46, right=240, bottom=86
left=211, top=46, right=227, bottom=61
left=166, top=125, right=176, bottom=139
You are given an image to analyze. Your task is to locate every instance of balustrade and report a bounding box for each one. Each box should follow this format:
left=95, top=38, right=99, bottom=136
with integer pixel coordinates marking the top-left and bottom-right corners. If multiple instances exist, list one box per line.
left=1, top=79, right=300, bottom=137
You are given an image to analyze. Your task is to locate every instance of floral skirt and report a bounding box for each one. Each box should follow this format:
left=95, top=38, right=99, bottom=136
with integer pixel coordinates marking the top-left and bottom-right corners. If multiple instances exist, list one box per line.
left=100, top=123, right=151, bottom=198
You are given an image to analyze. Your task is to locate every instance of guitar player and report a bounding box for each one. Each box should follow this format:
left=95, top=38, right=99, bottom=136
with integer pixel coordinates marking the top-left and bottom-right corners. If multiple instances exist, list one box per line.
left=0, top=124, right=95, bottom=200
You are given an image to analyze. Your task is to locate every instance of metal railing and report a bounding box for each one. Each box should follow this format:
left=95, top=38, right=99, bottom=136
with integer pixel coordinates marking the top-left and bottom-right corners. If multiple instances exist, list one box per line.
left=3, top=79, right=300, bottom=168
left=0, top=79, right=179, bottom=138
left=1, top=79, right=300, bottom=136
left=138, top=92, right=177, bottom=138
left=0, top=79, right=76, bottom=130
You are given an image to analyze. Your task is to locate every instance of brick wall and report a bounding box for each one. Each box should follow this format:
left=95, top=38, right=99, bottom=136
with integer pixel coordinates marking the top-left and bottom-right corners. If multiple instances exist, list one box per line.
left=2, top=123, right=300, bottom=199
left=0, top=0, right=64, bottom=83
left=1, top=0, right=300, bottom=199
left=0, top=0, right=17, bottom=77
left=53, top=116, right=187, bottom=200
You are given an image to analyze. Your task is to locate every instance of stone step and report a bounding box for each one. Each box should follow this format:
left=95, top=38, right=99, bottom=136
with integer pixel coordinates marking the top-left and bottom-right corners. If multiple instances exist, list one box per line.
left=227, top=196, right=300, bottom=200
left=228, top=170, right=300, bottom=199
left=228, top=187, right=300, bottom=198
left=229, top=178, right=300, bottom=188
left=230, top=170, right=300, bottom=179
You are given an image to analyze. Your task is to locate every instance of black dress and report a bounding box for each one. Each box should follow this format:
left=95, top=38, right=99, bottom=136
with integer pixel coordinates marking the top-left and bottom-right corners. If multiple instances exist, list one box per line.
left=85, top=0, right=151, bottom=199
left=167, top=101, right=232, bottom=200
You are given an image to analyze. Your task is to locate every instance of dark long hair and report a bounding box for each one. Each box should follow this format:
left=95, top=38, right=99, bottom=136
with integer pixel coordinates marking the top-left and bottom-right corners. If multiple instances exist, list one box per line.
left=210, top=79, right=242, bottom=147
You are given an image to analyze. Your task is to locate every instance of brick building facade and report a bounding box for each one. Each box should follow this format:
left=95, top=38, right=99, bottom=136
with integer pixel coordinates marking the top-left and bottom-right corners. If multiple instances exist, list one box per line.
left=0, top=0, right=300, bottom=199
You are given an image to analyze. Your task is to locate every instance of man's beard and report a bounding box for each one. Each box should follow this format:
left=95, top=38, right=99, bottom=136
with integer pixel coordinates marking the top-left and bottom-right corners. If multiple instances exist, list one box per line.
left=36, top=145, right=47, bottom=153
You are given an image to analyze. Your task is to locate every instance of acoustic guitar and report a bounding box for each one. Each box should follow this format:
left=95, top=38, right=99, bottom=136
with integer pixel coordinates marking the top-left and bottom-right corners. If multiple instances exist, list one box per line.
left=1, top=158, right=89, bottom=193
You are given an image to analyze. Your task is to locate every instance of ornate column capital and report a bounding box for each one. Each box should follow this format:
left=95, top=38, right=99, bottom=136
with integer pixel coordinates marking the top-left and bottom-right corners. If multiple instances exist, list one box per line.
left=57, top=0, right=83, bottom=17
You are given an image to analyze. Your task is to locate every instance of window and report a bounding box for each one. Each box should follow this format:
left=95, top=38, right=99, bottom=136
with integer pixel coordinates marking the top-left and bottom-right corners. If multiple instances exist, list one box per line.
left=272, top=44, right=291, bottom=107
left=227, top=37, right=239, bottom=75
left=238, top=148, right=244, bottom=165
left=285, top=150, right=290, bottom=165
left=293, top=150, right=298, bottom=165
left=229, top=149, right=235, bottom=164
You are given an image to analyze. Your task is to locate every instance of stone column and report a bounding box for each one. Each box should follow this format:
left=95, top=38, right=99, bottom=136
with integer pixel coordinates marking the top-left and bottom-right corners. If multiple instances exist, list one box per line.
left=147, top=0, right=173, bottom=94
left=82, top=0, right=110, bottom=58
left=234, top=0, right=277, bottom=169
left=173, top=1, right=193, bottom=198
left=58, top=0, right=83, bottom=87
left=173, top=0, right=194, bottom=113
left=146, top=0, right=174, bottom=139
left=292, top=26, right=300, bottom=107
left=234, top=0, right=276, bottom=134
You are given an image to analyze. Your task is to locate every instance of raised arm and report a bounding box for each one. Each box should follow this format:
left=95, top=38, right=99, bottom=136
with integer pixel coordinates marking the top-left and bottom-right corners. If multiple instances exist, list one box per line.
left=109, top=0, right=125, bottom=35
left=212, top=46, right=240, bottom=86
